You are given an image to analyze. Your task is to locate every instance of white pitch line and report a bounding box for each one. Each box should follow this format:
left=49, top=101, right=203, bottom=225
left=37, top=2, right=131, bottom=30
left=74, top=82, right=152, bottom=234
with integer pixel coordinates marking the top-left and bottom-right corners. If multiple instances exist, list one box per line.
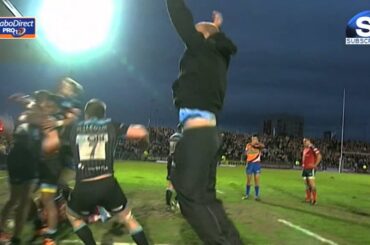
left=216, top=189, right=224, bottom=194
left=61, top=242, right=133, bottom=245
left=278, top=219, right=338, bottom=245
left=61, top=240, right=169, bottom=245
left=0, top=176, right=6, bottom=180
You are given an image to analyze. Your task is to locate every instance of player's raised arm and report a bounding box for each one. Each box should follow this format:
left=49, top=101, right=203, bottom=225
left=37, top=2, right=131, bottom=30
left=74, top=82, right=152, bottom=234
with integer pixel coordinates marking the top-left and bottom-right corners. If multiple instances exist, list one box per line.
left=244, top=143, right=250, bottom=154
left=166, top=0, right=203, bottom=49
left=253, top=142, right=265, bottom=149
left=42, top=109, right=81, bottom=132
left=9, top=93, right=35, bottom=109
left=18, top=110, right=44, bottom=125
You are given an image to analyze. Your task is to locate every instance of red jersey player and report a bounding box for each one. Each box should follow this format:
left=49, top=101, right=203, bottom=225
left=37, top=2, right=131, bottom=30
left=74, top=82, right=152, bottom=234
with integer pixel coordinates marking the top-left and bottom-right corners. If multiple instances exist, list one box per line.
left=302, top=138, right=322, bottom=205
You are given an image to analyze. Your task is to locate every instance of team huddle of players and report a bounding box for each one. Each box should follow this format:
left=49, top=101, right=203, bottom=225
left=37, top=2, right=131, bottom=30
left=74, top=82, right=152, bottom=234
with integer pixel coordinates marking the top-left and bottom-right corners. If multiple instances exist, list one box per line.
left=0, top=76, right=323, bottom=245
left=0, top=84, right=323, bottom=245
left=0, top=78, right=83, bottom=245
left=0, top=78, right=150, bottom=245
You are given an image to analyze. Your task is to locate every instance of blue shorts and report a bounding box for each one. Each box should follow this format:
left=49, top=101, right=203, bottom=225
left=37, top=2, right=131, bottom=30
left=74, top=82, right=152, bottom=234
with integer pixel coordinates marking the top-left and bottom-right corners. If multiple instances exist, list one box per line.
left=246, top=163, right=261, bottom=175
left=179, top=108, right=216, bottom=125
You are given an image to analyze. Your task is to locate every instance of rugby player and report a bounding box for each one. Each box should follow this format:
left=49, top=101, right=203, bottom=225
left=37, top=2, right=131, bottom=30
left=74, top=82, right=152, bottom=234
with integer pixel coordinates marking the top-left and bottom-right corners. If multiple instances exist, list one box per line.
left=0, top=123, right=40, bottom=244
left=66, top=99, right=149, bottom=245
left=165, top=131, right=181, bottom=210
left=302, top=138, right=322, bottom=205
left=242, top=135, right=265, bottom=201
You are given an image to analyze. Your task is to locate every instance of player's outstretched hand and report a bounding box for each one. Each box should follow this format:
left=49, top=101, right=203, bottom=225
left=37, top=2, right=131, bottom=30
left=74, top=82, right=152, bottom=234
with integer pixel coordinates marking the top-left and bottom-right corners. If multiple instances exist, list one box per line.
left=8, top=93, right=29, bottom=103
left=212, top=10, right=223, bottom=28
left=126, top=125, right=149, bottom=140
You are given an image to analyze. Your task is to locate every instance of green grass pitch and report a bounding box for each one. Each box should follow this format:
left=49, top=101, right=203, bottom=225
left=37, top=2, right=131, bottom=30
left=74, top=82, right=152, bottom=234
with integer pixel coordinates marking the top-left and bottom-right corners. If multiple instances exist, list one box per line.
left=0, top=161, right=370, bottom=244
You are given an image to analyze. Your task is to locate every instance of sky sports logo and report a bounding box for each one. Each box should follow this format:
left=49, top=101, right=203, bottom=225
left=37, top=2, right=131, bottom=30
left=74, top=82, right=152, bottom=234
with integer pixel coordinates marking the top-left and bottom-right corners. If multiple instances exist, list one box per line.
left=0, top=17, right=36, bottom=39
left=346, top=10, right=370, bottom=45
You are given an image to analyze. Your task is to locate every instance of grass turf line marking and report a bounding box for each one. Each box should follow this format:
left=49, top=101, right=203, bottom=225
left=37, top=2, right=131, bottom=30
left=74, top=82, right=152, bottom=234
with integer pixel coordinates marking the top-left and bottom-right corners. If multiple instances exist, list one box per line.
left=278, top=219, right=338, bottom=245
left=61, top=241, right=169, bottom=245
left=216, top=189, right=225, bottom=194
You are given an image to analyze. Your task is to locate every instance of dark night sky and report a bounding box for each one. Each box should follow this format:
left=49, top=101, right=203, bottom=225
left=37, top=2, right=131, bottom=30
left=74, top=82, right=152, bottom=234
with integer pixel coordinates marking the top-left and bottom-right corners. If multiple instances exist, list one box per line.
left=0, top=0, right=370, bottom=140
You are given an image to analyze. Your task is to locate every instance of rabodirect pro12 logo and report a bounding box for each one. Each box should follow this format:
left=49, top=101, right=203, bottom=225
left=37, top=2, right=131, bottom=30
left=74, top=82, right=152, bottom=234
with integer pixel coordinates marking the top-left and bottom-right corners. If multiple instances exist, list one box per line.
left=346, top=10, right=370, bottom=45
left=0, top=17, right=36, bottom=39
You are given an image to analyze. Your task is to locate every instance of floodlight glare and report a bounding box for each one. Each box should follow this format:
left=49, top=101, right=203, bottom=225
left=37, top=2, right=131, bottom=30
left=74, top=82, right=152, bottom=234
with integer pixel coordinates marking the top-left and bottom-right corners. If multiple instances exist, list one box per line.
left=38, top=0, right=115, bottom=54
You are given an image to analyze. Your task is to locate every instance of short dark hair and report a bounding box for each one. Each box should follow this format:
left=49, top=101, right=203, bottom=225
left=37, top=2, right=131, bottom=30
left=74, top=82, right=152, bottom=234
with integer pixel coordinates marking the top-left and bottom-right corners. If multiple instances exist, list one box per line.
left=34, top=90, right=61, bottom=105
left=34, top=90, right=52, bottom=103
left=84, top=99, right=106, bottom=119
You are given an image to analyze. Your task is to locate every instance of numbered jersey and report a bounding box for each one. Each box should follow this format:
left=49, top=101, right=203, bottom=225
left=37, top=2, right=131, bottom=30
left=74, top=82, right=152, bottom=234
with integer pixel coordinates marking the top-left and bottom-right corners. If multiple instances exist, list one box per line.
left=70, top=118, right=117, bottom=181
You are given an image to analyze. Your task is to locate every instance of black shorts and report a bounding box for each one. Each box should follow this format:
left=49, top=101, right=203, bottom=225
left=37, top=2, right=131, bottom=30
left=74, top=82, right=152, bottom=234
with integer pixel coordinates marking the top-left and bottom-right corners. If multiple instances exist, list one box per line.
left=302, top=169, right=317, bottom=179
left=6, top=146, right=38, bottom=185
left=39, top=155, right=63, bottom=187
left=67, top=177, right=127, bottom=218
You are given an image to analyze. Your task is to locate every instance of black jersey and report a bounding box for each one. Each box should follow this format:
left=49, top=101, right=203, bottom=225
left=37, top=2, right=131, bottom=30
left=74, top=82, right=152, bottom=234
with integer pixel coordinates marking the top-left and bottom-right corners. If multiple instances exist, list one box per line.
left=70, top=118, right=118, bottom=181
left=12, top=123, right=42, bottom=157
left=166, top=0, right=237, bottom=114
left=169, top=132, right=182, bottom=156
left=7, top=123, right=41, bottom=183
left=58, top=97, right=82, bottom=111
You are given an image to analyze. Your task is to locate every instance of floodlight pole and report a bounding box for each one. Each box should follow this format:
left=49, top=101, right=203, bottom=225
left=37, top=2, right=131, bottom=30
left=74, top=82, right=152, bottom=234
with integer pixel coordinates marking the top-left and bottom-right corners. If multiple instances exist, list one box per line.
left=147, top=98, right=154, bottom=128
left=339, top=88, right=346, bottom=173
left=2, top=0, right=22, bottom=17
left=2, top=0, right=56, bottom=63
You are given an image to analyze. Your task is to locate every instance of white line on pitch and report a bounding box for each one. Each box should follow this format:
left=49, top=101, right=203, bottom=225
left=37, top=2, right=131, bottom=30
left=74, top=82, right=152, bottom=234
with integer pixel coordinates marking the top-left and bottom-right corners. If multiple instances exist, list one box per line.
left=61, top=242, right=133, bottom=245
left=61, top=241, right=132, bottom=245
left=61, top=240, right=169, bottom=245
left=216, top=189, right=224, bottom=194
left=0, top=176, right=6, bottom=180
left=278, top=219, right=338, bottom=245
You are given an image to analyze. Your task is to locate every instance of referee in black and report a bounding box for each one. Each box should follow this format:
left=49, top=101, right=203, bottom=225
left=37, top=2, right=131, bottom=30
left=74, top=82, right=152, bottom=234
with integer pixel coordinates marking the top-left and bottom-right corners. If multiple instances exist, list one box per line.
left=66, top=99, right=149, bottom=245
left=166, top=0, right=242, bottom=244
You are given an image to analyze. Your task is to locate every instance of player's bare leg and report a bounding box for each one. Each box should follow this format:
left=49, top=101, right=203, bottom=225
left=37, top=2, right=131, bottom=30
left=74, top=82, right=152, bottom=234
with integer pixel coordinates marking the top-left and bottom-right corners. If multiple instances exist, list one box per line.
left=40, top=191, right=58, bottom=243
left=308, top=178, right=317, bottom=205
left=13, top=182, right=37, bottom=240
left=166, top=181, right=176, bottom=210
left=67, top=211, right=96, bottom=245
left=117, top=208, right=149, bottom=245
left=243, top=174, right=252, bottom=199
left=254, top=174, right=260, bottom=200
left=0, top=184, right=22, bottom=242
left=304, top=178, right=311, bottom=202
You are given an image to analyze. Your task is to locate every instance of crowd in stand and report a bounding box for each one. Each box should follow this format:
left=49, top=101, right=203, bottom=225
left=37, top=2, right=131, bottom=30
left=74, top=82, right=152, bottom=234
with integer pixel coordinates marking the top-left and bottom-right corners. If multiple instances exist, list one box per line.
left=116, top=127, right=370, bottom=171
left=1, top=126, right=369, bottom=171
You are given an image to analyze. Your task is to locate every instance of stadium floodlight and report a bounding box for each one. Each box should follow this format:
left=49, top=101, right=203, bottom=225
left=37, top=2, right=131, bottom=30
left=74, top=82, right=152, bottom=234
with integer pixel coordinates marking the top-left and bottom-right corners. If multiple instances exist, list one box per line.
left=38, top=0, right=115, bottom=54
